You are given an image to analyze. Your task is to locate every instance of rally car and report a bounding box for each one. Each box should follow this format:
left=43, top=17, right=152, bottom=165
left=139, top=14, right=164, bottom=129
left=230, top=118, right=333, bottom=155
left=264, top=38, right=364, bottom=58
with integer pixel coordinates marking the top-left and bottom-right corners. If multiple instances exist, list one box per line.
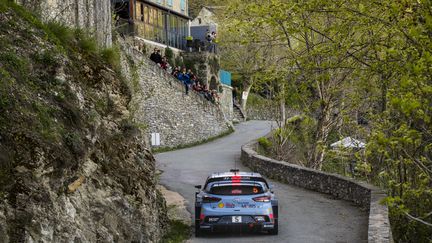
left=194, top=169, right=278, bottom=236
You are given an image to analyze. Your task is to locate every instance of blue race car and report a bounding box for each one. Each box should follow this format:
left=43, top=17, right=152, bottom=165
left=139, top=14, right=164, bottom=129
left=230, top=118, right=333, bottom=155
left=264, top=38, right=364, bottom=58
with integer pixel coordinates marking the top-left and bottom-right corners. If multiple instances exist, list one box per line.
left=194, top=169, right=278, bottom=236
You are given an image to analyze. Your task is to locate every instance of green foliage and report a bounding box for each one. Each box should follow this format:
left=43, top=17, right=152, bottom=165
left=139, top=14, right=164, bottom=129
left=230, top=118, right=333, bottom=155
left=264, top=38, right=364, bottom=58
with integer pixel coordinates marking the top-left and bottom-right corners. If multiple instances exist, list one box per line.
left=182, top=58, right=197, bottom=73
left=224, top=0, right=432, bottom=240
left=174, top=55, right=184, bottom=68
left=258, top=137, right=272, bottom=151
left=33, top=50, right=58, bottom=67
left=100, top=45, right=121, bottom=71
left=75, top=29, right=98, bottom=55
left=0, top=0, right=7, bottom=12
left=246, top=93, right=271, bottom=107
left=162, top=220, right=190, bottom=243
left=0, top=52, right=29, bottom=81
left=46, top=21, right=74, bottom=45
left=188, top=0, right=227, bottom=18
left=165, top=46, right=174, bottom=66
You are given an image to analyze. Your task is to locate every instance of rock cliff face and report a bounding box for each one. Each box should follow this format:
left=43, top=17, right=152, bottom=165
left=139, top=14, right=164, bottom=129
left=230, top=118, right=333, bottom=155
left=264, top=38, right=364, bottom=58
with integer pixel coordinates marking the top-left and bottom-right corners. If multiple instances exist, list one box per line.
left=16, top=0, right=112, bottom=47
left=0, top=2, right=166, bottom=242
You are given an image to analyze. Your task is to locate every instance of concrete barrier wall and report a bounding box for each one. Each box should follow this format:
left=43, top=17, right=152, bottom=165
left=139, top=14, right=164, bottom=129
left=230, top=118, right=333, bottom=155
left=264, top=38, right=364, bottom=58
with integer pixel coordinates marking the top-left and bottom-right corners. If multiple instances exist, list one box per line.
left=241, top=139, right=393, bottom=243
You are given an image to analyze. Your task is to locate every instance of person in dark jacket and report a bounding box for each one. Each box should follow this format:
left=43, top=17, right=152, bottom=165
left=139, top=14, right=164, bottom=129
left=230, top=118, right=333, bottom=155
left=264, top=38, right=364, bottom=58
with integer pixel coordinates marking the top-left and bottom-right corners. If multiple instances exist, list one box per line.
left=150, top=49, right=162, bottom=64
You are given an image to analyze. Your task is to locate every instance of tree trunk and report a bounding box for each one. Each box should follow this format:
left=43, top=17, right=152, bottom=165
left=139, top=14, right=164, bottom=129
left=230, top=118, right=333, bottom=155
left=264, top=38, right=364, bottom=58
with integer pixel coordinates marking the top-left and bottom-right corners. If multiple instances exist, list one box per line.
left=241, top=80, right=253, bottom=112
left=309, top=101, right=333, bottom=169
left=279, top=82, right=286, bottom=124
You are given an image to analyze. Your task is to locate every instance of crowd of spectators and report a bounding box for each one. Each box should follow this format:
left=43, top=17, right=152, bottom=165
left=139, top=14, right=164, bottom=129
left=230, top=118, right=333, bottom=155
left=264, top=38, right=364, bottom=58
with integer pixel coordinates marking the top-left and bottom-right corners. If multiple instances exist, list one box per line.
left=149, top=48, right=220, bottom=103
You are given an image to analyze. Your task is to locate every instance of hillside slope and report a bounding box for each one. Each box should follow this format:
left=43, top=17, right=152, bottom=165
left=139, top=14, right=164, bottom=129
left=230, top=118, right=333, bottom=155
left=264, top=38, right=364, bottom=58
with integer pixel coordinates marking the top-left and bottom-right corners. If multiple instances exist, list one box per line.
left=0, top=2, right=167, bottom=242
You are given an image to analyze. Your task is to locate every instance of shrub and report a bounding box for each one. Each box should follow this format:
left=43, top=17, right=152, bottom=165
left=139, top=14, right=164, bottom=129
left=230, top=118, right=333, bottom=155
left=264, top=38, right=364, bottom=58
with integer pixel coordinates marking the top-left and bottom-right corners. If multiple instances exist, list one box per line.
left=0, top=52, right=28, bottom=81
left=258, top=137, right=272, bottom=151
left=100, top=45, right=121, bottom=71
left=75, top=29, right=98, bottom=55
left=165, top=46, right=174, bottom=67
left=46, top=21, right=74, bottom=45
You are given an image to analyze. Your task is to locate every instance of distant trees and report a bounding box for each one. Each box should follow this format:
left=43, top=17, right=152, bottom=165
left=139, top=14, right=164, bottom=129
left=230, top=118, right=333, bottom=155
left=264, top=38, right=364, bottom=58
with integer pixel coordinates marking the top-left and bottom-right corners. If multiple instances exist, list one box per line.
left=188, top=0, right=226, bottom=17
left=220, top=0, right=432, bottom=241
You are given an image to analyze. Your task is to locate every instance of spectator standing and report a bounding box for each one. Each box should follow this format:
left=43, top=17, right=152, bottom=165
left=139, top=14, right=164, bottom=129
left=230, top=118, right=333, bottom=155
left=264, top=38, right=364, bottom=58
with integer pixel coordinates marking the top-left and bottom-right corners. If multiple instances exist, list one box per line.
left=208, top=31, right=217, bottom=53
left=205, top=29, right=212, bottom=42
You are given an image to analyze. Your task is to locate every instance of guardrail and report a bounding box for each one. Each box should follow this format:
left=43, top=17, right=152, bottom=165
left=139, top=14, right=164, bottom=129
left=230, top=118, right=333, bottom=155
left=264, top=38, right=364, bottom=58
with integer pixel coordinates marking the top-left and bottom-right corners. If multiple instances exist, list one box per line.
left=241, top=138, right=393, bottom=243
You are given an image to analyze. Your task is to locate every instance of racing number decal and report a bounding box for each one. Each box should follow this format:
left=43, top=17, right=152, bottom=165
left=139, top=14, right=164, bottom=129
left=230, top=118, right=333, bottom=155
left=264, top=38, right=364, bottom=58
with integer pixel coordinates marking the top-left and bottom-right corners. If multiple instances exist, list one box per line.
left=232, top=216, right=242, bottom=223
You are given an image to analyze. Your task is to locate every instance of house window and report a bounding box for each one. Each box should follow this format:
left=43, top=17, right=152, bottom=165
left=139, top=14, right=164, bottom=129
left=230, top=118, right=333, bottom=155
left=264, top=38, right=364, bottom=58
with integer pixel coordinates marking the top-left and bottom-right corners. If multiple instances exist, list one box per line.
left=140, top=4, right=144, bottom=21
left=180, top=0, right=185, bottom=11
left=198, top=18, right=201, bottom=24
left=167, top=0, right=173, bottom=6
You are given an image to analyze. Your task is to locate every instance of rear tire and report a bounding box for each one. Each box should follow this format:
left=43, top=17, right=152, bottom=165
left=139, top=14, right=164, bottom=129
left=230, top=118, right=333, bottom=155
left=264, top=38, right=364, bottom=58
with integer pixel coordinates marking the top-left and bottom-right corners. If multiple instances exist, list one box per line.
left=268, top=219, right=278, bottom=235
left=195, top=220, right=201, bottom=237
left=195, top=206, right=201, bottom=237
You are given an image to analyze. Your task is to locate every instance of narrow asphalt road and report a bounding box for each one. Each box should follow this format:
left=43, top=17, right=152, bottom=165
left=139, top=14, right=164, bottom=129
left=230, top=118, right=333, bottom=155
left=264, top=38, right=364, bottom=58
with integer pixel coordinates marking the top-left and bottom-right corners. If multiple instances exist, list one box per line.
left=156, top=120, right=368, bottom=243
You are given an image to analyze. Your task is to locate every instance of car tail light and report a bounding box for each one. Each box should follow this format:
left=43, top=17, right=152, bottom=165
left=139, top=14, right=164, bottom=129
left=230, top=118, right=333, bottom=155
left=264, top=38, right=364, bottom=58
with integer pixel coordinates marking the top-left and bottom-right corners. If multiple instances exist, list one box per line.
left=253, top=196, right=271, bottom=202
left=202, top=196, right=221, bottom=203
left=269, top=213, right=274, bottom=222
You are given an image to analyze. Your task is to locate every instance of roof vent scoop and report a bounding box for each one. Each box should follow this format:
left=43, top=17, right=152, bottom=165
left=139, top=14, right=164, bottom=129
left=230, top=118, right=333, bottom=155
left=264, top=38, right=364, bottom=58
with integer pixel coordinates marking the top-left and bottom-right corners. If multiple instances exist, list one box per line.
left=230, top=169, right=240, bottom=173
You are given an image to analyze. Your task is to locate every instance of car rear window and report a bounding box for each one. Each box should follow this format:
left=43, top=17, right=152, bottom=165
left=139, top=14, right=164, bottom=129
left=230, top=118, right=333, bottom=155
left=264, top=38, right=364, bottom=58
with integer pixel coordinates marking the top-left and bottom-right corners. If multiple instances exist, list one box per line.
left=209, top=185, right=264, bottom=195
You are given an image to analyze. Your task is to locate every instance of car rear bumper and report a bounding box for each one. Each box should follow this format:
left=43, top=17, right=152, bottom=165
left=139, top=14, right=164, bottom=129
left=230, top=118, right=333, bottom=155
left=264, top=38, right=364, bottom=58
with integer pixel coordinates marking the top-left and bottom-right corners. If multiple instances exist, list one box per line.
left=199, top=215, right=275, bottom=232
left=200, top=222, right=275, bottom=232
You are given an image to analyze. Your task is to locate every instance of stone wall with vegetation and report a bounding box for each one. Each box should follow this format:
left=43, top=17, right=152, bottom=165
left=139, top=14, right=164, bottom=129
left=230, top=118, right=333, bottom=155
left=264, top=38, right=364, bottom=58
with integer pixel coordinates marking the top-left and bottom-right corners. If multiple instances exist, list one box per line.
left=16, top=0, right=112, bottom=47
left=0, top=2, right=166, bottom=242
left=245, top=93, right=278, bottom=120
left=182, top=52, right=220, bottom=90
left=241, top=139, right=393, bottom=243
left=220, top=84, right=233, bottom=121
left=120, top=39, right=232, bottom=149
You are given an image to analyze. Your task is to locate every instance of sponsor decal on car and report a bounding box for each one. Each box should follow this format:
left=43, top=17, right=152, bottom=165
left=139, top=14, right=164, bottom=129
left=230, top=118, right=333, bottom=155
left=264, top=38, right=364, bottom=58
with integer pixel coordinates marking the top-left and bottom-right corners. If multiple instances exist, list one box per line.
left=225, top=203, right=235, bottom=208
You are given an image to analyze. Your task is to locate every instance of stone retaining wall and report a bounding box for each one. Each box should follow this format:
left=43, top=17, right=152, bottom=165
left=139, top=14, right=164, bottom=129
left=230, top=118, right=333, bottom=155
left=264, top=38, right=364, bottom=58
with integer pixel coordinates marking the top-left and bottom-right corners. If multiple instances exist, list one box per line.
left=120, top=40, right=232, bottom=148
left=246, top=105, right=278, bottom=121
left=220, top=84, right=233, bottom=121
left=241, top=139, right=393, bottom=243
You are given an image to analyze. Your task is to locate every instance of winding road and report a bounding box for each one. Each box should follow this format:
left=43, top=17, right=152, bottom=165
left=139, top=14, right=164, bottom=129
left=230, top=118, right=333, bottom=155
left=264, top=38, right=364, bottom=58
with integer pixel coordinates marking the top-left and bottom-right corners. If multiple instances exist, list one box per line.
left=156, top=121, right=368, bottom=243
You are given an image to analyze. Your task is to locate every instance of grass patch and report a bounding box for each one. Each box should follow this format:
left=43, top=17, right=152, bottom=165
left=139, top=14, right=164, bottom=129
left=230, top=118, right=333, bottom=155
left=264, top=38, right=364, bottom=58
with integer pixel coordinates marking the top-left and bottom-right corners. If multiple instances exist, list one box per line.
left=247, top=92, right=272, bottom=107
left=0, top=52, right=29, bottom=81
left=75, top=29, right=98, bottom=55
left=33, top=49, right=58, bottom=67
left=257, top=136, right=272, bottom=150
left=153, top=126, right=234, bottom=154
left=162, top=220, right=191, bottom=243
left=46, top=21, right=74, bottom=45
left=0, top=0, right=7, bottom=12
left=100, top=45, right=121, bottom=71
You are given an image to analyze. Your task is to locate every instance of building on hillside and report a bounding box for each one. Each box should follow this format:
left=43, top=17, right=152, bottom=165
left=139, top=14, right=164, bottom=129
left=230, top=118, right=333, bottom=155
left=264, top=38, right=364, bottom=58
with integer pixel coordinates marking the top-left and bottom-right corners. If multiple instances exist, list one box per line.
left=190, top=6, right=221, bottom=41
left=112, top=0, right=191, bottom=50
